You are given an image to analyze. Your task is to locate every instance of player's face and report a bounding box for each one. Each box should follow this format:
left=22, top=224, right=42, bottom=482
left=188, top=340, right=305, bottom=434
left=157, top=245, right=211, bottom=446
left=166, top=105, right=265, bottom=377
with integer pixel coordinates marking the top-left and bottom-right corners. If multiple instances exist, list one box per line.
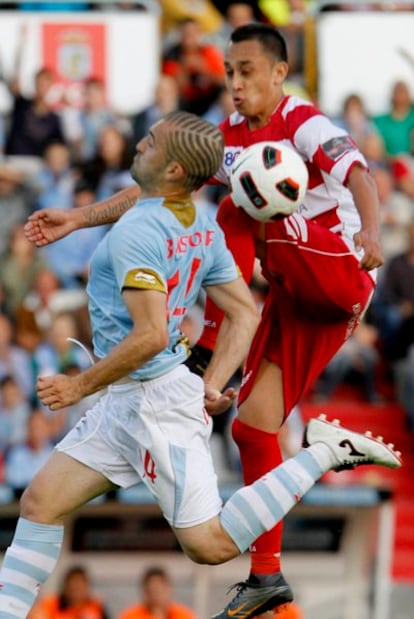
left=131, top=120, right=168, bottom=190
left=224, top=40, right=287, bottom=128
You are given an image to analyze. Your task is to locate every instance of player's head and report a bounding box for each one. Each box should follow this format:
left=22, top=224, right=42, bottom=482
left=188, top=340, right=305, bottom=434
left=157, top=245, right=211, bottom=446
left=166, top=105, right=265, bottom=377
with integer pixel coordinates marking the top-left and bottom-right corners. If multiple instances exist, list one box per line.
left=225, top=23, right=289, bottom=126
left=131, top=111, right=224, bottom=194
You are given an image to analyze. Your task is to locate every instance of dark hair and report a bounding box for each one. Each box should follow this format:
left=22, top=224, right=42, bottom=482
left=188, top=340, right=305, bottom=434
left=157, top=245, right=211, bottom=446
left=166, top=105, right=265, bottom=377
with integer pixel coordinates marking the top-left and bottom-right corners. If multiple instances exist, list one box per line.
left=85, top=76, right=105, bottom=88
left=35, top=67, right=54, bottom=80
left=141, top=567, right=170, bottom=587
left=63, top=565, right=89, bottom=584
left=59, top=566, right=90, bottom=609
left=230, top=23, right=288, bottom=62
left=74, top=177, right=96, bottom=195
left=178, top=17, right=198, bottom=28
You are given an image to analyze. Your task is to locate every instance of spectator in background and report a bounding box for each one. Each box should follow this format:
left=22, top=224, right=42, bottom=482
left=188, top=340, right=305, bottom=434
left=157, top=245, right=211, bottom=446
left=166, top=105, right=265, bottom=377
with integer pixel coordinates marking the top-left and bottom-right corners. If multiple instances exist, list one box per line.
left=33, top=142, right=77, bottom=211
left=42, top=179, right=107, bottom=289
left=117, top=567, right=196, bottom=619
left=14, top=269, right=63, bottom=350
left=132, top=74, right=180, bottom=145
left=0, top=223, right=47, bottom=318
left=258, top=0, right=311, bottom=77
left=375, top=221, right=414, bottom=359
left=14, top=269, right=88, bottom=344
left=29, top=565, right=109, bottom=619
left=0, top=313, right=34, bottom=400
left=390, top=150, right=414, bottom=199
left=358, top=131, right=413, bottom=262
left=373, top=222, right=414, bottom=412
left=62, top=77, right=119, bottom=163
left=0, top=162, right=40, bottom=257
left=160, top=0, right=223, bottom=43
left=33, top=312, right=92, bottom=379
left=81, top=124, right=134, bottom=201
left=203, top=86, right=235, bottom=126
left=313, top=321, right=382, bottom=404
left=4, top=408, right=54, bottom=499
left=162, top=18, right=225, bottom=116
left=373, top=80, right=414, bottom=158
left=5, top=67, right=65, bottom=157
left=207, top=2, right=257, bottom=52
left=0, top=376, right=31, bottom=452
left=335, top=93, right=380, bottom=148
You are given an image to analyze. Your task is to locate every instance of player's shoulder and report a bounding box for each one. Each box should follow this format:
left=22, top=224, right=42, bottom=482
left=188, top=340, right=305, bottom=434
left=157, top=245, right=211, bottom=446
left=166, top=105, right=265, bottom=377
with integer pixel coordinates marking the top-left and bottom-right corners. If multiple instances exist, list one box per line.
left=109, top=198, right=166, bottom=244
left=113, top=197, right=166, bottom=230
left=279, top=94, right=321, bottom=120
left=220, top=111, right=246, bottom=134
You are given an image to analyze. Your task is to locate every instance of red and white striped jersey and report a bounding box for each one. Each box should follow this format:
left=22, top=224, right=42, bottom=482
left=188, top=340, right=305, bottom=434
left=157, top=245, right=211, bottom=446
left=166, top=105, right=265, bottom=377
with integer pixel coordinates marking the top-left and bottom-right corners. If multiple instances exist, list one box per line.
left=213, top=94, right=368, bottom=250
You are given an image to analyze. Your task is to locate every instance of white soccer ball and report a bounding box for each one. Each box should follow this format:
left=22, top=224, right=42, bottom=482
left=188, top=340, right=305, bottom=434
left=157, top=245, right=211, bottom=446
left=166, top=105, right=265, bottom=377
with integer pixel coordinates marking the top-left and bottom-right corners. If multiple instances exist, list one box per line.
left=230, top=141, right=309, bottom=222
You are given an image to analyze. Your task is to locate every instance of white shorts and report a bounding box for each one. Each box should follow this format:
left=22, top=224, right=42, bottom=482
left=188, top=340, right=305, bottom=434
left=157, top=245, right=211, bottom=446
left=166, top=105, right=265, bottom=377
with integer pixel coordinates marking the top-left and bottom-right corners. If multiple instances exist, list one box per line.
left=56, top=365, right=222, bottom=528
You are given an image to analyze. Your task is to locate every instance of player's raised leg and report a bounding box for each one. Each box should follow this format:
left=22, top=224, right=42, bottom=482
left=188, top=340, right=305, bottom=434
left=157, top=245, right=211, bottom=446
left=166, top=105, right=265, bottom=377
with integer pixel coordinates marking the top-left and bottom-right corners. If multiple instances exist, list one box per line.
left=204, top=416, right=401, bottom=619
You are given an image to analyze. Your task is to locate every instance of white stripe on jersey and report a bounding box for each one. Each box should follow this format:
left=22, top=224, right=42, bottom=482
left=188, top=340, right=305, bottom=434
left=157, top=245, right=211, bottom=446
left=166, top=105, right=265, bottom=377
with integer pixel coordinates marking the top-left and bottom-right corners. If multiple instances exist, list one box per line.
left=331, top=149, right=367, bottom=184
left=267, top=238, right=353, bottom=258
left=229, top=111, right=245, bottom=127
left=291, top=213, right=309, bottom=243
left=293, top=114, right=348, bottom=162
left=281, top=95, right=313, bottom=119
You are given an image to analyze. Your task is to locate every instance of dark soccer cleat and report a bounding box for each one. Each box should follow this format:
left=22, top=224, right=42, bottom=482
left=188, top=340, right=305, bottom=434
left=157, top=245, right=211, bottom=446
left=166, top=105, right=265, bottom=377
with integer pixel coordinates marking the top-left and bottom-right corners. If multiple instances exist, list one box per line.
left=211, top=573, right=294, bottom=619
left=303, top=414, right=403, bottom=471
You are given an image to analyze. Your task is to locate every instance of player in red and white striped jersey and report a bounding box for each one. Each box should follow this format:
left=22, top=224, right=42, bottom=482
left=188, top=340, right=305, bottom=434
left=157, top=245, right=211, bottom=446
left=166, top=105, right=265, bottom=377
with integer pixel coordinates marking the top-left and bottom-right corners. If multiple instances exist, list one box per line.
left=192, top=23, right=383, bottom=619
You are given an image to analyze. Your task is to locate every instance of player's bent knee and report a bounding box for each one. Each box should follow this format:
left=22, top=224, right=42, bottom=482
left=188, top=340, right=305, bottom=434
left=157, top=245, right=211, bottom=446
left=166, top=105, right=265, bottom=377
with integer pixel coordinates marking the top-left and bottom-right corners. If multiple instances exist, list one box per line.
left=182, top=541, right=235, bottom=565
left=174, top=521, right=240, bottom=565
left=20, top=483, right=62, bottom=524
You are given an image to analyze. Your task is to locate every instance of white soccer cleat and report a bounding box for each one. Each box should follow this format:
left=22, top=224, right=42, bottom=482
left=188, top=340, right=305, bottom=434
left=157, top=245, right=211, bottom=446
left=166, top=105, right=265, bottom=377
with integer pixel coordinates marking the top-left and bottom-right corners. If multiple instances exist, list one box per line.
left=304, top=415, right=402, bottom=471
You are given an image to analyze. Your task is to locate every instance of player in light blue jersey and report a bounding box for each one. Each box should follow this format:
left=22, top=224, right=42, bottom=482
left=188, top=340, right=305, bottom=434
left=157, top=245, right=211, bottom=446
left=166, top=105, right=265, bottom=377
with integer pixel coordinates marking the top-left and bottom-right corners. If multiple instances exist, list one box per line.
left=2, top=111, right=402, bottom=619
left=87, top=192, right=237, bottom=381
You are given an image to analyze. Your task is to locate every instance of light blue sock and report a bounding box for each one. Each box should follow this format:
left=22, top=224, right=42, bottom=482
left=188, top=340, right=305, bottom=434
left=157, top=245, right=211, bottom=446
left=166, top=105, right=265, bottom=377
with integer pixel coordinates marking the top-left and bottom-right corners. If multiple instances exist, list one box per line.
left=0, top=517, right=63, bottom=618
left=220, top=447, right=330, bottom=552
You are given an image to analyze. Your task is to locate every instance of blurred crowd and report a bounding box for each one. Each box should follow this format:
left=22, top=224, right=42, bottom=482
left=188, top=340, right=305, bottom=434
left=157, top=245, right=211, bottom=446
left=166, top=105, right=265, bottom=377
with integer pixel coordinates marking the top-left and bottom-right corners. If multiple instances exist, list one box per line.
left=25, top=563, right=303, bottom=619
left=0, top=0, right=413, bottom=500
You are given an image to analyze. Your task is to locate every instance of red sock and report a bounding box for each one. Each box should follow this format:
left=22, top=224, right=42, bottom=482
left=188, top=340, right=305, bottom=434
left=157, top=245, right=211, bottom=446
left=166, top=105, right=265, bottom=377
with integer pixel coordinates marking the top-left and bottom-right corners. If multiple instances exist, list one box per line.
left=232, top=418, right=284, bottom=575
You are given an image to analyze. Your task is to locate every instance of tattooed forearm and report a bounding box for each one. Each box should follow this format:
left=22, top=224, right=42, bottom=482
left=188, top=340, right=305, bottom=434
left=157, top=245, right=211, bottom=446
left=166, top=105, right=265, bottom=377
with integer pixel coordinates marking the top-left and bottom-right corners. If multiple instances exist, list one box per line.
left=82, top=187, right=140, bottom=227
left=84, top=198, right=133, bottom=226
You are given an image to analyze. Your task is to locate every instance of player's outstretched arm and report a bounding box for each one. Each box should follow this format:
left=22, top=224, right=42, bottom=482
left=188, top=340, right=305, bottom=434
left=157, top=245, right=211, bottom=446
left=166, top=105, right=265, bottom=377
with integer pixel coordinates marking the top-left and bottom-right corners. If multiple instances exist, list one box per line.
left=25, top=185, right=141, bottom=246
left=347, top=165, right=384, bottom=271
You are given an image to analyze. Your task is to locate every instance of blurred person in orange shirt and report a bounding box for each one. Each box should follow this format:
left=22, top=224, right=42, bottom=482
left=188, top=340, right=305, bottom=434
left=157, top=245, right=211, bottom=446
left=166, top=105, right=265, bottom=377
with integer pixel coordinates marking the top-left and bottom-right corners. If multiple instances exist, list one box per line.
left=162, top=18, right=225, bottom=116
left=117, top=567, right=196, bottom=619
left=29, top=565, right=109, bottom=619
left=274, top=601, right=303, bottom=618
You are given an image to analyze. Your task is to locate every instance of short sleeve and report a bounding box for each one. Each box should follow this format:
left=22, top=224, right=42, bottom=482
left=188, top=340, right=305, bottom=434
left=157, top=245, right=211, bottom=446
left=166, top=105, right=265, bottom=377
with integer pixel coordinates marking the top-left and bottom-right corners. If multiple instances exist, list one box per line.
left=108, top=218, right=167, bottom=294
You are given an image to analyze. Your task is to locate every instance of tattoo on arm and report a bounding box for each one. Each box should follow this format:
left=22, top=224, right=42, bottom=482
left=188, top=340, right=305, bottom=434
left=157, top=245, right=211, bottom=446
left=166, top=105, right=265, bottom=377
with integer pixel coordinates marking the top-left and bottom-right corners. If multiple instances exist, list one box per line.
left=84, top=195, right=137, bottom=226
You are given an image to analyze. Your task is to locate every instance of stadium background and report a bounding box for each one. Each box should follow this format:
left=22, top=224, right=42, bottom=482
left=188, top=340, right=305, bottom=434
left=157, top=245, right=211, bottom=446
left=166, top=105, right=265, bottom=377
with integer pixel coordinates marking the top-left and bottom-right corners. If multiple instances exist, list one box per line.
left=0, top=1, right=413, bottom=618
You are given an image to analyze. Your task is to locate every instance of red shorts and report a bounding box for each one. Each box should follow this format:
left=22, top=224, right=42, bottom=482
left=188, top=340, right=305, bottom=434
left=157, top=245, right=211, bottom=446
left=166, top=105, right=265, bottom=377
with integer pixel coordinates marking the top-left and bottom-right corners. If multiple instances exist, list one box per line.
left=238, top=213, right=375, bottom=415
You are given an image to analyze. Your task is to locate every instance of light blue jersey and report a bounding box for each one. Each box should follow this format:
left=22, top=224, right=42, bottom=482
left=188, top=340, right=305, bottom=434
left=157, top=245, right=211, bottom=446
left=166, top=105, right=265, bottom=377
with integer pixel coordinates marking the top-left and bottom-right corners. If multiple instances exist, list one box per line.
left=87, top=196, right=239, bottom=380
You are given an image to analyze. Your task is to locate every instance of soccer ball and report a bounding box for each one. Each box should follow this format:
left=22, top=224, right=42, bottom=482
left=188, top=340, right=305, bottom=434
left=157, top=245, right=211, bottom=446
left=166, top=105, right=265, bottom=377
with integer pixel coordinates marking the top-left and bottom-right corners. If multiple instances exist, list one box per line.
left=230, top=141, right=309, bottom=222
